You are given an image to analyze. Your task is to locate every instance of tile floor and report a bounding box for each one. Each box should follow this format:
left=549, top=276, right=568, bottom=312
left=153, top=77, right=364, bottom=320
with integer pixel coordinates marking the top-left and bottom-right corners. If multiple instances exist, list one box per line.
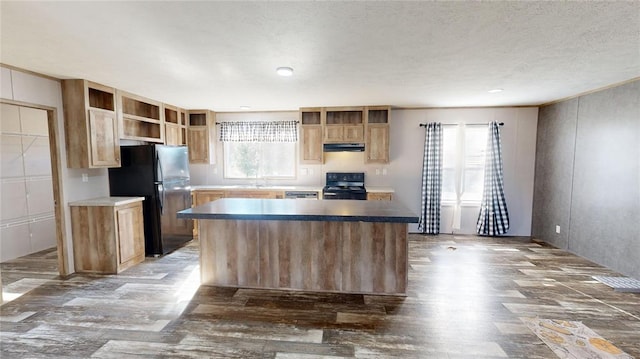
left=1, top=234, right=639, bottom=358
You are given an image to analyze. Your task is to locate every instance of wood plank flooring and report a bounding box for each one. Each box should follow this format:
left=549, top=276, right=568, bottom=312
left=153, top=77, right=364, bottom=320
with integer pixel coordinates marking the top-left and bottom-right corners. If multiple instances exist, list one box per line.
left=2, top=234, right=639, bottom=358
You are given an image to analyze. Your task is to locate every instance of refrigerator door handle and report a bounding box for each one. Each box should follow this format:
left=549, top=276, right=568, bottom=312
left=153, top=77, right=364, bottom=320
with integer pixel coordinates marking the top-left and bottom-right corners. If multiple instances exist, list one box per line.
left=156, top=151, right=165, bottom=215
left=157, top=152, right=164, bottom=183
left=157, top=183, right=165, bottom=215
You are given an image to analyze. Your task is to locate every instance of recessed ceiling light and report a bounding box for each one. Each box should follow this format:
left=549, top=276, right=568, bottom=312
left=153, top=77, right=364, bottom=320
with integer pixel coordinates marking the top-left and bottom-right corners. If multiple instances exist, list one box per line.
left=488, top=88, right=504, bottom=93
left=276, top=67, right=294, bottom=77
left=239, top=106, right=251, bottom=110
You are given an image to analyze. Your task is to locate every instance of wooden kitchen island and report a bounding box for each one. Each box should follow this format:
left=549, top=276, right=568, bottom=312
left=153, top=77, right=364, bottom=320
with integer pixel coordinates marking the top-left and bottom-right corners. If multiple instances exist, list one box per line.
left=177, top=198, right=418, bottom=295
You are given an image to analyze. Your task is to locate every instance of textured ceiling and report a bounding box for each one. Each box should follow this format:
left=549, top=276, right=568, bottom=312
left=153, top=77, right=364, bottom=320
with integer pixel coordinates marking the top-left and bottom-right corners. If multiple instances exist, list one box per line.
left=1, top=1, right=639, bottom=111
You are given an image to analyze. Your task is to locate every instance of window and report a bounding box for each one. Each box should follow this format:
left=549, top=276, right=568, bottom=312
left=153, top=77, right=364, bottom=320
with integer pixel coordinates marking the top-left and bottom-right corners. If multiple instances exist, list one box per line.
left=219, top=120, right=298, bottom=179
left=442, top=124, right=488, bottom=204
left=223, top=142, right=296, bottom=179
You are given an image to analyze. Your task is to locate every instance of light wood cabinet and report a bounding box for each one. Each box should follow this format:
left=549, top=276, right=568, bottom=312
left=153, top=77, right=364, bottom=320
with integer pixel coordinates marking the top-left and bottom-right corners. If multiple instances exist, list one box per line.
left=163, top=104, right=187, bottom=146
left=193, top=190, right=226, bottom=206
left=70, top=199, right=145, bottom=274
left=365, top=106, right=390, bottom=164
left=324, top=107, right=364, bottom=143
left=299, top=106, right=389, bottom=164
left=191, top=188, right=288, bottom=236
left=300, top=125, right=323, bottom=163
left=117, top=91, right=164, bottom=143
left=299, top=108, right=324, bottom=164
left=62, top=79, right=121, bottom=168
left=225, top=190, right=282, bottom=199
left=187, top=110, right=216, bottom=164
left=367, top=192, right=393, bottom=201
left=191, top=190, right=225, bottom=237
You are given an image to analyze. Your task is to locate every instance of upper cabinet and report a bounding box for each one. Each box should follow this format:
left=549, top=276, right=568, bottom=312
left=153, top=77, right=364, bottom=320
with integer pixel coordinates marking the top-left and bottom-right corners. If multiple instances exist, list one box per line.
left=298, top=105, right=390, bottom=164
left=117, top=91, right=163, bottom=143
left=324, top=107, right=364, bottom=143
left=365, top=106, right=390, bottom=163
left=299, top=107, right=324, bottom=164
left=187, top=110, right=216, bottom=164
left=61, top=79, right=121, bottom=168
left=164, top=104, right=187, bottom=146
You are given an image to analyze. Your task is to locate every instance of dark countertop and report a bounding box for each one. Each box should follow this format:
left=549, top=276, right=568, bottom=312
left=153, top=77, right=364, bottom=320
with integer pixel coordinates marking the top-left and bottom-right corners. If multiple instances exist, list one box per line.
left=177, top=198, right=419, bottom=223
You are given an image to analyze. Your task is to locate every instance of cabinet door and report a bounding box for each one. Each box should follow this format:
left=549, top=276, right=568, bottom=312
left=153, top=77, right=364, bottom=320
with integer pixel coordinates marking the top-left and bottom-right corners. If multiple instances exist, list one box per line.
left=165, top=124, right=181, bottom=146
left=192, top=191, right=224, bottom=237
left=323, top=125, right=344, bottom=143
left=187, top=127, right=209, bottom=163
left=88, top=109, right=120, bottom=167
left=300, top=125, right=323, bottom=163
left=367, top=192, right=393, bottom=201
left=116, top=204, right=144, bottom=267
left=365, top=125, right=389, bottom=163
left=195, top=191, right=225, bottom=206
left=344, top=125, right=364, bottom=142
left=225, top=190, right=278, bottom=199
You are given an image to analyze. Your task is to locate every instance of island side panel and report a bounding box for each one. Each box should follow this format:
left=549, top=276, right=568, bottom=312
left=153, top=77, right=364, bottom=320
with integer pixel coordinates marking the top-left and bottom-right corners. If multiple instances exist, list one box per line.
left=394, top=223, right=408, bottom=293
left=322, top=222, right=341, bottom=292
left=198, top=219, right=408, bottom=295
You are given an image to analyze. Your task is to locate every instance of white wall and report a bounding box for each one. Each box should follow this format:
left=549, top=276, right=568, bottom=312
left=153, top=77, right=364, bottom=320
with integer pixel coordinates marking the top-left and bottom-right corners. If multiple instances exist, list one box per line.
left=1, top=67, right=110, bottom=272
left=191, top=107, right=538, bottom=236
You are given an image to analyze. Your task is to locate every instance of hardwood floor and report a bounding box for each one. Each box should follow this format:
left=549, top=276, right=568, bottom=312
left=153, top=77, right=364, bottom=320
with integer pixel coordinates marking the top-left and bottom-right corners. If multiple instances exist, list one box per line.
left=1, top=234, right=639, bottom=358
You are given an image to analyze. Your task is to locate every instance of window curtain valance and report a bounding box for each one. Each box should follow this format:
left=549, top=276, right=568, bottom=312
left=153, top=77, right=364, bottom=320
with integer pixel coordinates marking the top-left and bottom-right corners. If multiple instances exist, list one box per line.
left=219, top=121, right=298, bottom=142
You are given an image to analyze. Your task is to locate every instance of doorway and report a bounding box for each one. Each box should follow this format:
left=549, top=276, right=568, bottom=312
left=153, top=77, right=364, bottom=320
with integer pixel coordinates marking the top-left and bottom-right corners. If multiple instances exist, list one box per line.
left=1, top=100, right=67, bottom=303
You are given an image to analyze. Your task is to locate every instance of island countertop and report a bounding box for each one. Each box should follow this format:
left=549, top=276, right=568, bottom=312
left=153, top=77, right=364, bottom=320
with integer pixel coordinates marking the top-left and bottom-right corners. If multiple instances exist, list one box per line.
left=177, top=198, right=418, bottom=223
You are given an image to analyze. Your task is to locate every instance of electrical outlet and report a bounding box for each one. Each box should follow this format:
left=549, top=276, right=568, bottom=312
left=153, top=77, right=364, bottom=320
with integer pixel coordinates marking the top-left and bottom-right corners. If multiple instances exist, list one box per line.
left=309, top=169, right=314, bottom=175
left=375, top=168, right=380, bottom=175
left=82, top=173, right=88, bottom=183
left=301, top=168, right=308, bottom=176
left=555, top=225, right=561, bottom=234
left=382, top=168, right=388, bottom=176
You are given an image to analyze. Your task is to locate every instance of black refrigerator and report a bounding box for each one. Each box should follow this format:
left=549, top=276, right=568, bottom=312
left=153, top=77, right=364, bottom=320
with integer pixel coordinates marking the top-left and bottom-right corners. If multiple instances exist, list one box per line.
left=108, top=144, right=193, bottom=256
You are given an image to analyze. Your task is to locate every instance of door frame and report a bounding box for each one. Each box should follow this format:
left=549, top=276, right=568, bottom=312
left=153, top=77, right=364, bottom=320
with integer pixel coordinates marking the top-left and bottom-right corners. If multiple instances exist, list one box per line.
left=1, top=99, right=69, bottom=277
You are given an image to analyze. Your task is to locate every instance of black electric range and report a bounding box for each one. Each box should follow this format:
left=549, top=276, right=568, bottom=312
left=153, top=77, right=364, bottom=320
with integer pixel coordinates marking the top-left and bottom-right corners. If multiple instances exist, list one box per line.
left=322, top=172, right=367, bottom=200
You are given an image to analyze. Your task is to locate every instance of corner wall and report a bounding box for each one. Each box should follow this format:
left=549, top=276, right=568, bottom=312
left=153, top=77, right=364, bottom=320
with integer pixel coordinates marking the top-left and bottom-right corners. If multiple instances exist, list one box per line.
left=532, top=80, right=640, bottom=279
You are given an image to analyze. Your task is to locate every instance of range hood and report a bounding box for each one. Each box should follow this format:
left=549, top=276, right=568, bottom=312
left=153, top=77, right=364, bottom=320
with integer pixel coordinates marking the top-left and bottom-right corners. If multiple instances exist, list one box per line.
left=323, top=143, right=365, bottom=152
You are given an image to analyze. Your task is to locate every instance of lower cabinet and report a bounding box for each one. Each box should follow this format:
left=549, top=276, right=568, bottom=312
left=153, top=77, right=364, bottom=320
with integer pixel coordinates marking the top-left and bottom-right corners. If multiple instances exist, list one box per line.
left=70, top=198, right=145, bottom=274
left=367, top=192, right=393, bottom=201
left=191, top=189, right=287, bottom=236
left=191, top=190, right=225, bottom=237
left=224, top=190, right=282, bottom=199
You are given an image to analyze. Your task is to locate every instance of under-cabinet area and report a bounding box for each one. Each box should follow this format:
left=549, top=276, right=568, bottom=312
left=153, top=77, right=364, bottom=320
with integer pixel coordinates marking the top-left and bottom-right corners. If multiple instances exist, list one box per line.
left=69, top=197, right=145, bottom=274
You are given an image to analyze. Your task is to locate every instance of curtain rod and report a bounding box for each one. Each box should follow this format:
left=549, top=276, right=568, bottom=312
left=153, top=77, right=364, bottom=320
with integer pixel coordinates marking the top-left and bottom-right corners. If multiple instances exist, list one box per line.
left=419, top=122, right=504, bottom=127
left=215, top=121, right=300, bottom=125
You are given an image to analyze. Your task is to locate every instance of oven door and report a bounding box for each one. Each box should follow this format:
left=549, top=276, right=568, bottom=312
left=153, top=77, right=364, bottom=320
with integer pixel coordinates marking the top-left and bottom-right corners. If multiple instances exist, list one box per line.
left=323, top=191, right=367, bottom=200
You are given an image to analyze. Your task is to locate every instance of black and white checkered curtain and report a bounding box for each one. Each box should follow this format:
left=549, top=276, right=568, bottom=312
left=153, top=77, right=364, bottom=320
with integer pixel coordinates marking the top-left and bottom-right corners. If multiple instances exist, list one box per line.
left=476, top=121, right=509, bottom=236
left=219, top=121, right=298, bottom=142
left=418, top=122, right=442, bottom=234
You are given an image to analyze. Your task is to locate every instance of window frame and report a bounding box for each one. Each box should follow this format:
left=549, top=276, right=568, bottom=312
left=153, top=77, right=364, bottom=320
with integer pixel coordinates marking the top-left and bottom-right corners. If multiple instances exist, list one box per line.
left=222, top=141, right=298, bottom=180
left=441, top=123, right=488, bottom=206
